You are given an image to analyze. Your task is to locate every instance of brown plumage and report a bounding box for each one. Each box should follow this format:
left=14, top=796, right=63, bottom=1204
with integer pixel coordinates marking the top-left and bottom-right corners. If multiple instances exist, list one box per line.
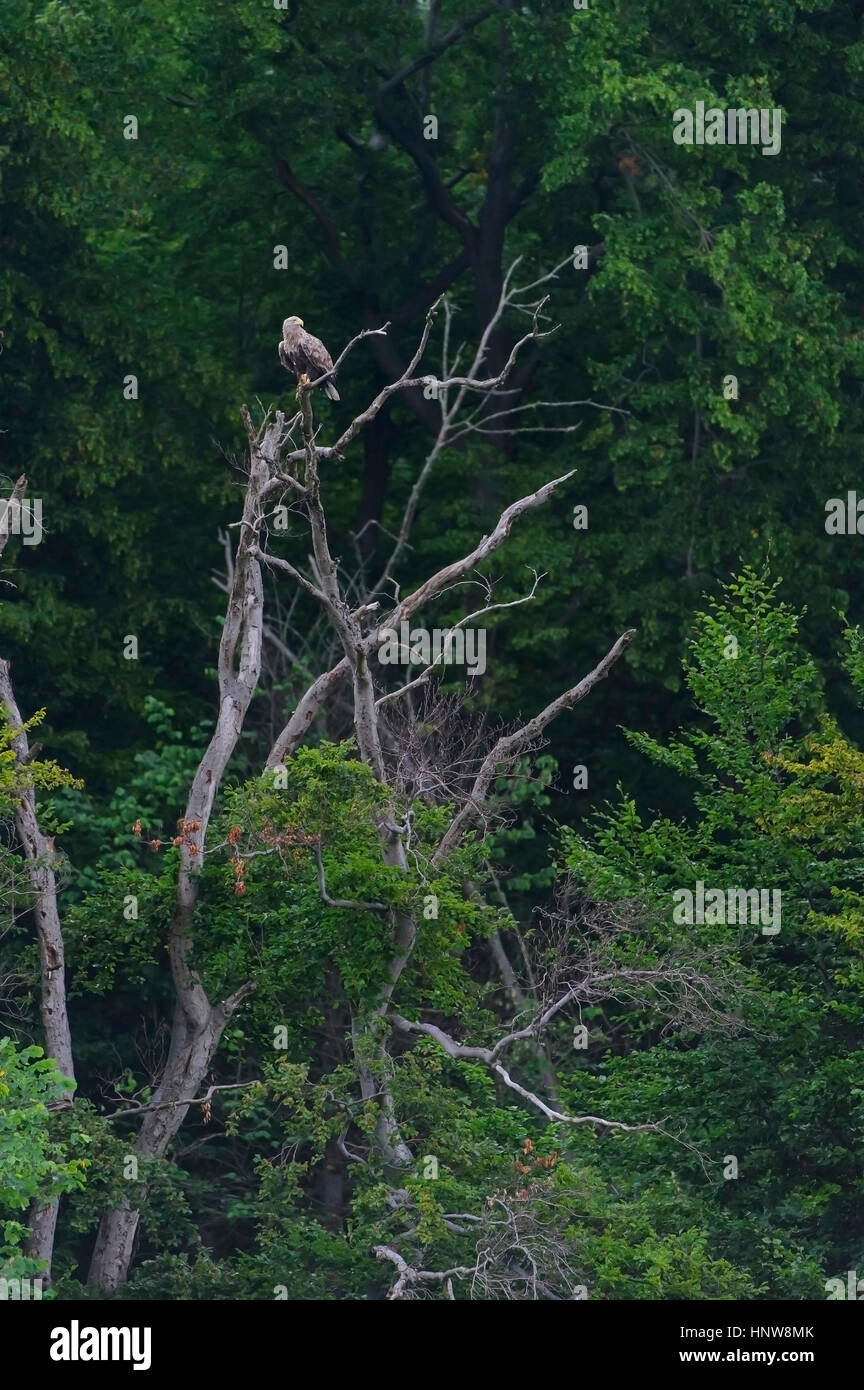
left=278, top=315, right=340, bottom=400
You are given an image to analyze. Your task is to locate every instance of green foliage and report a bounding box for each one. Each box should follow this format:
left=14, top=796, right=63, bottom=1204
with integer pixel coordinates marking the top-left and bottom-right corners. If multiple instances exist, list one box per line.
left=561, top=569, right=864, bottom=1291
left=46, top=697, right=209, bottom=894
left=0, top=707, right=81, bottom=815
left=0, top=1038, right=85, bottom=1273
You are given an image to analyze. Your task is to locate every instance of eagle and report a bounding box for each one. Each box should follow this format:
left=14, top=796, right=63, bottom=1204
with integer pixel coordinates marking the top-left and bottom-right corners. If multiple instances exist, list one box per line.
left=278, top=315, right=340, bottom=400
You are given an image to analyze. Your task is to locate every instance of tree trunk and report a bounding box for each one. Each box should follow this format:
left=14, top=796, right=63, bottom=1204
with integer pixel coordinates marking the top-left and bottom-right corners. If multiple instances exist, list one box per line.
left=0, top=656, right=76, bottom=1283
left=86, top=410, right=275, bottom=1289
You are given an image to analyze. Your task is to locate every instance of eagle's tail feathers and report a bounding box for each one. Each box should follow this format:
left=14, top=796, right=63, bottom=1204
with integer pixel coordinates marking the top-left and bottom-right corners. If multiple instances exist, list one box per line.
left=323, top=380, right=340, bottom=401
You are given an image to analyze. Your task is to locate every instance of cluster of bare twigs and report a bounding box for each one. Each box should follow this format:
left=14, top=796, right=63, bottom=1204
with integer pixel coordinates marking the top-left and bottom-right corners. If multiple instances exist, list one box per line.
left=376, top=1187, right=592, bottom=1301
left=528, top=886, right=749, bottom=1036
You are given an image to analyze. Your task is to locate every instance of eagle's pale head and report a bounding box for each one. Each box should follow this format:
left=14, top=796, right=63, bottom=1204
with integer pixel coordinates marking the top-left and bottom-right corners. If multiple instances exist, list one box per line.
left=283, top=315, right=304, bottom=333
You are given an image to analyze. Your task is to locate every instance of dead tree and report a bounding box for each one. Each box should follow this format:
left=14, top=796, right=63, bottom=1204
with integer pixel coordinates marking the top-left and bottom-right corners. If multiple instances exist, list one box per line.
left=16, top=280, right=638, bottom=1290
left=85, top=418, right=275, bottom=1287
left=245, top=295, right=638, bottom=1187
left=251, top=262, right=626, bottom=754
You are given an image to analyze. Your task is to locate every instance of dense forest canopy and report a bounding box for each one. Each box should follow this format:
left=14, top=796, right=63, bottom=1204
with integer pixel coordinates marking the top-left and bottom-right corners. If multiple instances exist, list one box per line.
left=0, top=0, right=862, bottom=1305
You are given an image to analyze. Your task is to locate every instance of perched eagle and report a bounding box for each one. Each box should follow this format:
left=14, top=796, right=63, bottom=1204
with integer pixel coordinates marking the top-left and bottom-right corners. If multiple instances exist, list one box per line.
left=278, top=315, right=340, bottom=400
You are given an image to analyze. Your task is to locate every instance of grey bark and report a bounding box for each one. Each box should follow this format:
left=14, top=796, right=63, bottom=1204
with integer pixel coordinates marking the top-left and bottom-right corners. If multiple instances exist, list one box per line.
left=86, top=412, right=276, bottom=1288
left=0, top=479, right=76, bottom=1283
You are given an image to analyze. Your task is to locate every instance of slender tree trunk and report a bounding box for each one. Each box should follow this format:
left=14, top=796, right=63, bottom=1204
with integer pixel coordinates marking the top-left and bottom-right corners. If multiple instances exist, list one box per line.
left=0, top=656, right=76, bottom=1284
left=86, top=411, right=276, bottom=1289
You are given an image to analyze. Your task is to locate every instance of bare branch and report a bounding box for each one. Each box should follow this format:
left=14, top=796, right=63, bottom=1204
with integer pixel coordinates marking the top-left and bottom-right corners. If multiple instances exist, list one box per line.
left=388, top=1013, right=657, bottom=1134
left=375, top=574, right=542, bottom=707
left=491, top=1062, right=656, bottom=1133
left=314, top=843, right=387, bottom=912
left=374, top=1244, right=480, bottom=1300
left=432, top=629, right=635, bottom=865
left=296, top=322, right=392, bottom=401
left=265, top=657, right=351, bottom=768
left=103, top=1080, right=259, bottom=1122
left=0, top=475, right=28, bottom=560
left=385, top=472, right=575, bottom=630
left=253, top=546, right=328, bottom=604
